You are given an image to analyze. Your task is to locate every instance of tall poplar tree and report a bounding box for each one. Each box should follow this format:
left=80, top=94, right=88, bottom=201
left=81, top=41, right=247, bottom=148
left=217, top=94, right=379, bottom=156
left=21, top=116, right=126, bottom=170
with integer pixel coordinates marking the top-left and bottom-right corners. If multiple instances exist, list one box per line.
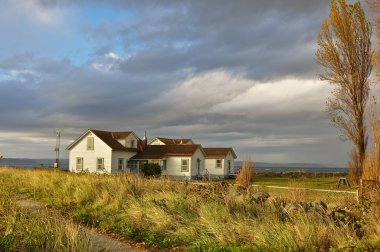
left=316, top=0, right=373, bottom=181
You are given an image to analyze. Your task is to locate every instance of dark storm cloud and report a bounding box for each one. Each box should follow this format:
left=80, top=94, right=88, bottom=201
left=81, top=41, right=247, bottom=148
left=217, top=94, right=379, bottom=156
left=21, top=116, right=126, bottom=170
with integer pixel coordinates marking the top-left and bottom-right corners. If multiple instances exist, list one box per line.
left=76, top=0, right=329, bottom=80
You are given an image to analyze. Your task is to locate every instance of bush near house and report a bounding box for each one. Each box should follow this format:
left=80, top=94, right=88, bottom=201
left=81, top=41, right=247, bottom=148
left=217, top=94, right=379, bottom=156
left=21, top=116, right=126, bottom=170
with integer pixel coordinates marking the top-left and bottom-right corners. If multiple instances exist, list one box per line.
left=141, top=163, right=162, bottom=178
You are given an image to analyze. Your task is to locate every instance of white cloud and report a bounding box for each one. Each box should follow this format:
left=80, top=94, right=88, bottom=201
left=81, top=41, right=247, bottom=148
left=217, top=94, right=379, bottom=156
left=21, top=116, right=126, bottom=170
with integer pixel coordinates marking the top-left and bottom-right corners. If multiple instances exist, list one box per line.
left=214, top=78, right=328, bottom=112
left=154, top=70, right=254, bottom=112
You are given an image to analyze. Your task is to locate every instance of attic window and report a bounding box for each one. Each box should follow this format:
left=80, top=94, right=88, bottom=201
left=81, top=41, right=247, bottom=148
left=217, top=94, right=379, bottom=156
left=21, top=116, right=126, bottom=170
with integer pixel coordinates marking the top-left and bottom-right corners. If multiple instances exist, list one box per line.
left=87, top=137, right=94, bottom=150
left=130, top=140, right=135, bottom=148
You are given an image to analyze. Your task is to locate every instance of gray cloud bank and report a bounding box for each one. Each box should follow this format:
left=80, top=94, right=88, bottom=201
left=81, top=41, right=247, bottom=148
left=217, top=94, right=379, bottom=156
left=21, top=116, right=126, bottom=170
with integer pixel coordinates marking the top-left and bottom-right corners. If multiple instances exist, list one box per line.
left=0, top=0, right=353, bottom=166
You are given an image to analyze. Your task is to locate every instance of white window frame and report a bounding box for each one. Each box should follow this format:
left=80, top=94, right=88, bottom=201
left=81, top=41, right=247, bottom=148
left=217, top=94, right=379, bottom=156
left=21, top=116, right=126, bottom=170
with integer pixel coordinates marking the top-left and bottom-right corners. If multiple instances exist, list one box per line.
left=76, top=157, right=83, bottom=171
left=130, top=139, right=135, bottom=148
left=87, top=137, right=94, bottom=150
left=181, top=159, right=189, bottom=172
left=97, top=158, right=104, bottom=171
left=118, top=158, right=124, bottom=170
left=216, top=159, right=222, bottom=169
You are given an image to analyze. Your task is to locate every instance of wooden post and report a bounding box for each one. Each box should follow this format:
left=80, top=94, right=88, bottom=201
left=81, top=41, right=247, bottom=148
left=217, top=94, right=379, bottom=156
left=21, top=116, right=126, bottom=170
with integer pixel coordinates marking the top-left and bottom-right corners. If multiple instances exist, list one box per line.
left=356, top=188, right=359, bottom=203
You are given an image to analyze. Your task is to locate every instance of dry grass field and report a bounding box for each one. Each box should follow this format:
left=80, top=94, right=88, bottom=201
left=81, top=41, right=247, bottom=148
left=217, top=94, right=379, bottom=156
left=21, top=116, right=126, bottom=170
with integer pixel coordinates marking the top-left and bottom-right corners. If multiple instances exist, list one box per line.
left=0, top=167, right=379, bottom=251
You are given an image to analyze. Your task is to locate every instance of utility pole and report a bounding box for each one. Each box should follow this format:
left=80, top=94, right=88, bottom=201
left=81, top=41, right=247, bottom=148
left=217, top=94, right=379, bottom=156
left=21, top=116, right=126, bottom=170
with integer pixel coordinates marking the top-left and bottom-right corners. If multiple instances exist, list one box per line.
left=54, top=130, right=61, bottom=169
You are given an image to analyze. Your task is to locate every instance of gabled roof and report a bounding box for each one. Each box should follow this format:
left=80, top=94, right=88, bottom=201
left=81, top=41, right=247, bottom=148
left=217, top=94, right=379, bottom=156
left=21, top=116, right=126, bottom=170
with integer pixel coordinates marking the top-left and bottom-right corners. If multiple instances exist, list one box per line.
left=203, top=148, right=237, bottom=159
left=131, top=144, right=203, bottom=160
left=150, top=137, right=193, bottom=145
left=66, top=129, right=139, bottom=152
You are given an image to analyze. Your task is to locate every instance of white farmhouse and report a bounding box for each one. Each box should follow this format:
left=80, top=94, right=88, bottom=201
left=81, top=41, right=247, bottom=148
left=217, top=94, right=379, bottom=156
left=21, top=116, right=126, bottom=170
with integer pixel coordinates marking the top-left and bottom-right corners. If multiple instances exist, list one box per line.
left=67, top=129, right=237, bottom=179
left=66, top=129, right=141, bottom=173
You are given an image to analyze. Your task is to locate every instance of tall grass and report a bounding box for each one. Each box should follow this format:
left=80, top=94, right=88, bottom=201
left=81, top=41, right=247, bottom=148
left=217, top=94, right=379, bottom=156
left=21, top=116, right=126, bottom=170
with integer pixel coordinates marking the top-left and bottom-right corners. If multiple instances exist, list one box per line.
left=0, top=179, right=91, bottom=251
left=0, top=168, right=379, bottom=251
left=236, top=158, right=255, bottom=189
left=363, top=98, right=380, bottom=181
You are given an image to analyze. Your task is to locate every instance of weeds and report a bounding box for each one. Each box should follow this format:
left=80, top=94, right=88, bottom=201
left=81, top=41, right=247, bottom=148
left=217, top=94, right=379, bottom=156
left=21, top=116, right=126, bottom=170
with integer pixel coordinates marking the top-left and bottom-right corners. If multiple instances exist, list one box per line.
left=236, top=158, right=255, bottom=190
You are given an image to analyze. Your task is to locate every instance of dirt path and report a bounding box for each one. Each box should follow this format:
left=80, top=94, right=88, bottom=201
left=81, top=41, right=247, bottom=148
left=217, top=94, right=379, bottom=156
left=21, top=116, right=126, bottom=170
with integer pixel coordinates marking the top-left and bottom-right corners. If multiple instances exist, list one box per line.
left=15, top=199, right=147, bottom=252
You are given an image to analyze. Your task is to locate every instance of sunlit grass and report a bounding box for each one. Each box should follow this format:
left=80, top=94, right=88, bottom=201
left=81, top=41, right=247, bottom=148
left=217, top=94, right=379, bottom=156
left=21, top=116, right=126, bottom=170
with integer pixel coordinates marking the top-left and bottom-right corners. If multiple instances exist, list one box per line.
left=0, top=167, right=379, bottom=251
left=0, top=176, right=91, bottom=251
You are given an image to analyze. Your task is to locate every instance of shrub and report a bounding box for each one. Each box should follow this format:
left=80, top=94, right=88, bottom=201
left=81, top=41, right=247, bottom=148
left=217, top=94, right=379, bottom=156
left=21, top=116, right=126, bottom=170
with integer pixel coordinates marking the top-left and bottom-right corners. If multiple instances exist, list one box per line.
left=141, top=163, right=162, bottom=178
left=236, top=158, right=255, bottom=189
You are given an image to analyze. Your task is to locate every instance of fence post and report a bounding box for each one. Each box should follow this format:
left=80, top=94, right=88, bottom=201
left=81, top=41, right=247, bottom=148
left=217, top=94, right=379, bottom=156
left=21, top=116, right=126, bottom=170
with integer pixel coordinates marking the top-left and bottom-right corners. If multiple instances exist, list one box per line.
left=356, top=188, right=359, bottom=203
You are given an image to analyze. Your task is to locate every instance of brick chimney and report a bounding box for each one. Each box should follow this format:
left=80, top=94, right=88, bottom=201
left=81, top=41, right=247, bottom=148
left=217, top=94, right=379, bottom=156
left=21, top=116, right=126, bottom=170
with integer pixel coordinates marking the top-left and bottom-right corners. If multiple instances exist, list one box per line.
left=143, top=130, right=148, bottom=145
left=139, top=130, right=148, bottom=151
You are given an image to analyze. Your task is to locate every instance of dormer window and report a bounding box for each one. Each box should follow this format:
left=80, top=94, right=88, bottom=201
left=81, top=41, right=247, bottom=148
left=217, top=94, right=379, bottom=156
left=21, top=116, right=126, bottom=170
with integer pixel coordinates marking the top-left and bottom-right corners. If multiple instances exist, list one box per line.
left=130, top=139, right=135, bottom=148
left=87, top=137, right=94, bottom=150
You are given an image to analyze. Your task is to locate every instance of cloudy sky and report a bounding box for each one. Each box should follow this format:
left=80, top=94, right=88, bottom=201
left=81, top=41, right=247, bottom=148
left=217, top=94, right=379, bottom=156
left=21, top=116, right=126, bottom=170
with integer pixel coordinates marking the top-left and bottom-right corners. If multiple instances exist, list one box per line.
left=2, top=0, right=371, bottom=166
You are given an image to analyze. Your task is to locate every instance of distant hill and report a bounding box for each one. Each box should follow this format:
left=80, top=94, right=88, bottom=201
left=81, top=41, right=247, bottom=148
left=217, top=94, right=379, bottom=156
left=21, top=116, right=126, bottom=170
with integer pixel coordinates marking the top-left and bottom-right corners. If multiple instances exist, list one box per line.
left=235, top=161, right=338, bottom=168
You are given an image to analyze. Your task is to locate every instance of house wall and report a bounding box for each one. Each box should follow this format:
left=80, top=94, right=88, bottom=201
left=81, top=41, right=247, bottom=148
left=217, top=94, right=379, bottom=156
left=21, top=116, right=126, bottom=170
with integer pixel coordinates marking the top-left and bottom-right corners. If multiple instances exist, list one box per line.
left=161, top=147, right=205, bottom=179
left=164, top=156, right=192, bottom=179
left=149, top=139, right=164, bottom=145
left=205, top=152, right=235, bottom=179
left=224, top=152, right=235, bottom=176
left=111, top=151, right=137, bottom=173
left=205, top=158, right=225, bottom=178
left=69, top=131, right=112, bottom=173
left=190, top=148, right=205, bottom=178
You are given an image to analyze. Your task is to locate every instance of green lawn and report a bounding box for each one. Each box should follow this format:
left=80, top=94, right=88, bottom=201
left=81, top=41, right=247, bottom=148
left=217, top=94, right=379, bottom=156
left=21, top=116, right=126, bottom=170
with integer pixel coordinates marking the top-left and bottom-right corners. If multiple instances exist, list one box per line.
left=253, top=175, right=355, bottom=190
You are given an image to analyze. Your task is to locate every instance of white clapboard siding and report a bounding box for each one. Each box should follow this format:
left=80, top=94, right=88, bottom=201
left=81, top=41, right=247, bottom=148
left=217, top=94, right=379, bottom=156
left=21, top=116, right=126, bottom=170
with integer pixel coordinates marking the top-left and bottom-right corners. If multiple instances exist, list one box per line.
left=69, top=131, right=112, bottom=173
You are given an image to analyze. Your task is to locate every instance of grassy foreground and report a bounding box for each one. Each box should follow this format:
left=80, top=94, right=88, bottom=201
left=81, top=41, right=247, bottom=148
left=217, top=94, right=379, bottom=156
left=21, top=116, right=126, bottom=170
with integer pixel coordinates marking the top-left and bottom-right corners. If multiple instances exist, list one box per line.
left=0, top=178, right=91, bottom=251
left=0, top=168, right=379, bottom=251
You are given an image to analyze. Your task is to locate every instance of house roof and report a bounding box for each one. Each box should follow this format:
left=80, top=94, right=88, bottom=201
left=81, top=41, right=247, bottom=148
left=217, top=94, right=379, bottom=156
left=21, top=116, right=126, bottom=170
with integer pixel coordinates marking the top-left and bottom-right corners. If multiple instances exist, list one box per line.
left=203, top=148, right=237, bottom=159
left=91, top=130, right=140, bottom=151
left=130, top=144, right=202, bottom=160
left=66, top=129, right=139, bottom=152
left=150, top=137, right=193, bottom=145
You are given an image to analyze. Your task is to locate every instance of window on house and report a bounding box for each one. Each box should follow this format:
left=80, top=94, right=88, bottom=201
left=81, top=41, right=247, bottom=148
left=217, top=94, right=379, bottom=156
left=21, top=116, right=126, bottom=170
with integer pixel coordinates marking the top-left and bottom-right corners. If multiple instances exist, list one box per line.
left=130, top=140, right=135, bottom=148
left=181, top=159, right=189, bottom=172
left=216, top=159, right=222, bottom=168
left=162, top=160, right=167, bottom=171
left=76, top=157, right=83, bottom=171
left=128, top=160, right=138, bottom=170
left=97, top=158, right=104, bottom=171
left=87, top=137, right=94, bottom=150
left=118, top=158, right=124, bottom=170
